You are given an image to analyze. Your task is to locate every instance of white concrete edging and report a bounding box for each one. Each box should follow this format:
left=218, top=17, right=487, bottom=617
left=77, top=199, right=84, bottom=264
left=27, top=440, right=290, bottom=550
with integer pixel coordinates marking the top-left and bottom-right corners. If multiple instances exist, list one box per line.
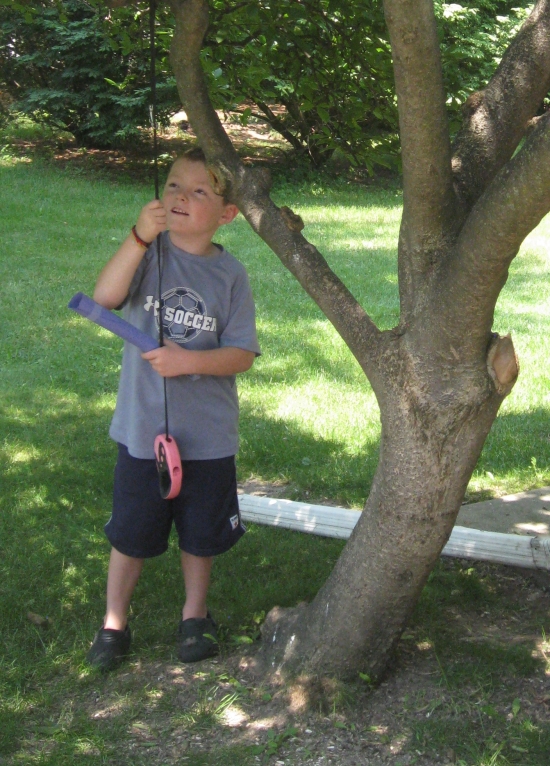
left=238, top=494, right=550, bottom=571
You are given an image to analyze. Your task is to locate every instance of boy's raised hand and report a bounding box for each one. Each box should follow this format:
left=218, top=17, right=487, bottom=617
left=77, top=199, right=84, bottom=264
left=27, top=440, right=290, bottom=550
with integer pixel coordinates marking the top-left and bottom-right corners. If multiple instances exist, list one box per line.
left=135, top=199, right=167, bottom=244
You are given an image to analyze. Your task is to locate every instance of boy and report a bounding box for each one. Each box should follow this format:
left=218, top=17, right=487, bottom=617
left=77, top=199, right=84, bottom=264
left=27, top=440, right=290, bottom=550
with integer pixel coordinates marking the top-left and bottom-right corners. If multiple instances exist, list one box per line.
left=87, top=147, right=260, bottom=671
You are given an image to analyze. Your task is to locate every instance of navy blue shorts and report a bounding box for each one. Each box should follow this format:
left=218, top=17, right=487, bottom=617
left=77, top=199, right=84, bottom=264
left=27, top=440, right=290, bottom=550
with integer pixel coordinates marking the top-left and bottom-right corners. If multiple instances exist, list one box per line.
left=105, top=443, right=246, bottom=559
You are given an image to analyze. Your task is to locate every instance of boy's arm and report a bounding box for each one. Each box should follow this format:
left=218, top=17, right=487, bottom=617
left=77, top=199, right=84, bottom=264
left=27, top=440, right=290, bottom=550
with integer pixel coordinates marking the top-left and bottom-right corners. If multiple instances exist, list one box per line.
left=93, top=200, right=166, bottom=309
left=142, top=341, right=256, bottom=377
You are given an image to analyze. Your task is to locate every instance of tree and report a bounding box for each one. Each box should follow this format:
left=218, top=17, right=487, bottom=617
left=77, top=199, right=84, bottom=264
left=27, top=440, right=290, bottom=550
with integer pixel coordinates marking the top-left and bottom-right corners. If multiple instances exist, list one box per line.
left=116, top=0, right=549, bottom=681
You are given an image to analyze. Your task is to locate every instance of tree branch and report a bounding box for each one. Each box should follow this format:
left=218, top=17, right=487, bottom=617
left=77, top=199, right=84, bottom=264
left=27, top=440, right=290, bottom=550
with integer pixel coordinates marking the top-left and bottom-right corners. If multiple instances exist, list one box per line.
left=253, top=100, right=304, bottom=152
left=383, top=0, right=456, bottom=328
left=440, top=112, right=550, bottom=344
left=169, top=0, right=234, bottom=160
left=383, top=0, right=455, bottom=255
left=168, top=0, right=386, bottom=387
left=452, top=0, right=550, bottom=210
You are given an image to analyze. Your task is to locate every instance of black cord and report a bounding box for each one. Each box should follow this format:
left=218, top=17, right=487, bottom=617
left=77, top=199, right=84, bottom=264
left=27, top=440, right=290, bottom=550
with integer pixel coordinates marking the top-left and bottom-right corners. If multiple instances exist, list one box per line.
left=149, top=0, right=170, bottom=439
left=149, top=0, right=160, bottom=201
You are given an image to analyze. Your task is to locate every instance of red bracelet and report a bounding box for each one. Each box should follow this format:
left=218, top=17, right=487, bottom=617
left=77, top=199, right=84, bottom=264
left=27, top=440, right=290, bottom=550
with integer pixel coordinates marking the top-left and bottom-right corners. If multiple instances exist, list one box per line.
left=131, top=225, right=152, bottom=248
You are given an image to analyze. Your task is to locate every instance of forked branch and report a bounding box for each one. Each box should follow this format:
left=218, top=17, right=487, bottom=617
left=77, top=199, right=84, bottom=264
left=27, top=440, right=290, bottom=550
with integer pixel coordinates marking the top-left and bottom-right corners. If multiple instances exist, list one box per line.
left=452, top=0, right=550, bottom=210
left=442, top=113, right=550, bottom=340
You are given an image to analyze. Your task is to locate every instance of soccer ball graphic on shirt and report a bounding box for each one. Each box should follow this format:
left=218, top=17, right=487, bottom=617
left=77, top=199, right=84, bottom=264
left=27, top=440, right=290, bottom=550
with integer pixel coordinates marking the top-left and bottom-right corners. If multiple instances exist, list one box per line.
left=159, top=287, right=207, bottom=343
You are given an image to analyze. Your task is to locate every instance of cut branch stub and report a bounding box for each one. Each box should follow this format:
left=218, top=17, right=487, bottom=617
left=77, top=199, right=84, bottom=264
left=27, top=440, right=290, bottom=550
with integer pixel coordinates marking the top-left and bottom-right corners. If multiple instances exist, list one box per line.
left=206, top=165, right=228, bottom=199
left=208, top=164, right=273, bottom=205
left=280, top=206, right=305, bottom=233
left=487, top=333, right=519, bottom=396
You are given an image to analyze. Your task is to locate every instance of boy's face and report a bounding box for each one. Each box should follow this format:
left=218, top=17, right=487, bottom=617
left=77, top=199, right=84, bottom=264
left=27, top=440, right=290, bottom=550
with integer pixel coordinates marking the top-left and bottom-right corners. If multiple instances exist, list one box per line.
left=162, top=159, right=237, bottom=249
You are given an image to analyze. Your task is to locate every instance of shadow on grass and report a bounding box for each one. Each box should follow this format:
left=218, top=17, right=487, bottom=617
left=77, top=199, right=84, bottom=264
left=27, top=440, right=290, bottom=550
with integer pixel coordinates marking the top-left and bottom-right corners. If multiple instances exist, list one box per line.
left=2, top=384, right=550, bottom=764
left=413, top=716, right=550, bottom=766
left=413, top=558, right=545, bottom=695
left=2, top=370, right=549, bottom=646
left=0, top=709, right=27, bottom=757
left=0, top=370, right=354, bottom=662
left=407, top=558, right=550, bottom=764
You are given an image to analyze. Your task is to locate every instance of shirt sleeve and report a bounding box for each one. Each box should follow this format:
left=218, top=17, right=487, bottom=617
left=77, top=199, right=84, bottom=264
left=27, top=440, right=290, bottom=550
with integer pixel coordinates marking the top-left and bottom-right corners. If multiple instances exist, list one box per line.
left=125, top=246, right=155, bottom=302
left=219, top=266, right=261, bottom=356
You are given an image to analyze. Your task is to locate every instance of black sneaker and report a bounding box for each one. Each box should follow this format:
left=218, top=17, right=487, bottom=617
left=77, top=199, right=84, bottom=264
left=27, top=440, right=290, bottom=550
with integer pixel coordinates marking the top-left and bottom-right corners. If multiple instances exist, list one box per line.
left=86, top=625, right=131, bottom=671
left=177, top=613, right=218, bottom=663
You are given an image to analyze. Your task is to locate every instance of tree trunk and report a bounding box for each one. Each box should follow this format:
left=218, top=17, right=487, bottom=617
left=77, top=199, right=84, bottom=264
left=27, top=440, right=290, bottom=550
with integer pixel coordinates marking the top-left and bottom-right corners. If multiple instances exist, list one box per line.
left=260, top=333, right=505, bottom=678
left=165, top=0, right=549, bottom=682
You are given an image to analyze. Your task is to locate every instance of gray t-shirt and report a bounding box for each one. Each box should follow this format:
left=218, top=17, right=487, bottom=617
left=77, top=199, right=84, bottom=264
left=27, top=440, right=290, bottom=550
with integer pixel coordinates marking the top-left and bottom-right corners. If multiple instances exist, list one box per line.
left=109, top=232, right=260, bottom=460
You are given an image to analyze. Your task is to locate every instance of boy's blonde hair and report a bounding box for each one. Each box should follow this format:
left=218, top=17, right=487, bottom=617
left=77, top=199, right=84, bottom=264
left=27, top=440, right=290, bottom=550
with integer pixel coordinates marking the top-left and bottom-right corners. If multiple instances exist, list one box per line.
left=175, top=147, right=229, bottom=203
left=180, top=146, right=207, bottom=164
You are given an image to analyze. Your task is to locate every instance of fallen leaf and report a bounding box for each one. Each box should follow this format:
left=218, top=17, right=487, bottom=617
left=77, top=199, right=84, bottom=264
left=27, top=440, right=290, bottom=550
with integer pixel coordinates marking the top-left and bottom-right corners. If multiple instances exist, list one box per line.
left=27, top=612, right=50, bottom=628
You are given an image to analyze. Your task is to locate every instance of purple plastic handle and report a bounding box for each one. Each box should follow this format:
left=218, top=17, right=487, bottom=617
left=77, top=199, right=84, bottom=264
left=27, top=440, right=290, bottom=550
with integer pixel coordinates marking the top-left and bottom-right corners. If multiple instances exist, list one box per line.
left=68, top=292, right=159, bottom=353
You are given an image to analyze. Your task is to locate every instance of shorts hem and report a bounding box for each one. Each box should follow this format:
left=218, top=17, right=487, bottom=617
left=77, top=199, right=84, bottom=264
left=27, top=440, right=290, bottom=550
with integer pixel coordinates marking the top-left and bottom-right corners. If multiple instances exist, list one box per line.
left=108, top=537, right=168, bottom=560
left=180, top=527, right=246, bottom=558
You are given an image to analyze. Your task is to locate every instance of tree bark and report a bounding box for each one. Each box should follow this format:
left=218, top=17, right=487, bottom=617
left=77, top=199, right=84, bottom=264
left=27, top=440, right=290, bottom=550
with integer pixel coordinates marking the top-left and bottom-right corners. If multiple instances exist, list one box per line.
left=452, top=0, right=550, bottom=211
left=261, top=354, right=503, bottom=678
left=440, top=112, right=550, bottom=346
left=166, top=0, right=549, bottom=681
left=384, top=0, right=457, bottom=326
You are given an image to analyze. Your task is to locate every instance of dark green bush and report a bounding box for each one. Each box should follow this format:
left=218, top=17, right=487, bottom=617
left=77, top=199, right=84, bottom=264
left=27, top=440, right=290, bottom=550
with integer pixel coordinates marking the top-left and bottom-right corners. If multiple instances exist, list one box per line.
left=0, top=0, right=177, bottom=149
left=0, top=0, right=534, bottom=165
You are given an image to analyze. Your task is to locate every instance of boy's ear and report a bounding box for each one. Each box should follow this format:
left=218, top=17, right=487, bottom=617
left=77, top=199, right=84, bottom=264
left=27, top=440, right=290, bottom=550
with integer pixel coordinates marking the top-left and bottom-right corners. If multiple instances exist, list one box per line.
left=219, top=203, right=239, bottom=225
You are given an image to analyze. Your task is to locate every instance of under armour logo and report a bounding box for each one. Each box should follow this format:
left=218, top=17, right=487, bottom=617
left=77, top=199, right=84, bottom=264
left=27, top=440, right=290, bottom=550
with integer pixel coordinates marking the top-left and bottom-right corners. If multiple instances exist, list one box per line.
left=144, top=295, right=159, bottom=316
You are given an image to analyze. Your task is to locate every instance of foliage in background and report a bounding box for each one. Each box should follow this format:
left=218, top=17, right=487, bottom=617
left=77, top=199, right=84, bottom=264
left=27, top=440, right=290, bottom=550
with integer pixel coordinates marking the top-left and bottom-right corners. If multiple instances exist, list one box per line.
left=204, top=0, right=532, bottom=170
left=0, top=1, right=536, bottom=167
left=205, top=0, right=396, bottom=171
left=0, top=0, right=177, bottom=147
left=437, top=1, right=533, bottom=135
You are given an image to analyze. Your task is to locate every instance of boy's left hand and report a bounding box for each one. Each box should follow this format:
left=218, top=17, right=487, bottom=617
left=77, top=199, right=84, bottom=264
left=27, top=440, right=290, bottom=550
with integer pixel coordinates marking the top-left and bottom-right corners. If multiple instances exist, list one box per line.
left=142, top=340, right=190, bottom=377
left=142, top=343, right=255, bottom=377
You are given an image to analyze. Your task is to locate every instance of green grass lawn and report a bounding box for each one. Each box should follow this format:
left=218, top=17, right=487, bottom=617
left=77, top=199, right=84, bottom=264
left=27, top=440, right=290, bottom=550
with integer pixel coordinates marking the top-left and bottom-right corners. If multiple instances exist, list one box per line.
left=1, top=153, right=549, bottom=765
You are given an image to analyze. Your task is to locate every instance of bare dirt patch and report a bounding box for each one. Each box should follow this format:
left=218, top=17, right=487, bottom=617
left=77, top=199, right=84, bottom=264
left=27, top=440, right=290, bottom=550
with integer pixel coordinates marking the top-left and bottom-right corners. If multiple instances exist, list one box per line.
left=238, top=478, right=293, bottom=499
left=14, top=560, right=549, bottom=766
left=123, top=563, right=550, bottom=766
left=10, top=114, right=291, bottom=185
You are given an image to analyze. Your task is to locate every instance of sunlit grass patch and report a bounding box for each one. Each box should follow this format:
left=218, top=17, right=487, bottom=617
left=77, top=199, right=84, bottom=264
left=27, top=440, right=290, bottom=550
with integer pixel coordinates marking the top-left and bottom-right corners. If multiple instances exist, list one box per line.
left=539, top=630, right=550, bottom=675
left=171, top=686, right=242, bottom=731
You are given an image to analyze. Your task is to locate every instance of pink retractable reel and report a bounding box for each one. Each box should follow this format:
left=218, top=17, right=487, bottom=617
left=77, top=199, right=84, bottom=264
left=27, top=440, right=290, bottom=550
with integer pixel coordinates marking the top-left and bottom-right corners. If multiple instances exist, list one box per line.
left=154, top=434, right=182, bottom=500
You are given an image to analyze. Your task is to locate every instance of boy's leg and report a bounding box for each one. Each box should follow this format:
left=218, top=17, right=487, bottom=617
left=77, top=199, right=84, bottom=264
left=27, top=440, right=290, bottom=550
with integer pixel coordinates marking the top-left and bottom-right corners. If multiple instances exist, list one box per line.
left=181, top=551, right=213, bottom=620
left=104, top=547, right=144, bottom=630
left=87, top=548, right=142, bottom=670
left=178, top=551, right=217, bottom=662
left=174, top=456, right=243, bottom=662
